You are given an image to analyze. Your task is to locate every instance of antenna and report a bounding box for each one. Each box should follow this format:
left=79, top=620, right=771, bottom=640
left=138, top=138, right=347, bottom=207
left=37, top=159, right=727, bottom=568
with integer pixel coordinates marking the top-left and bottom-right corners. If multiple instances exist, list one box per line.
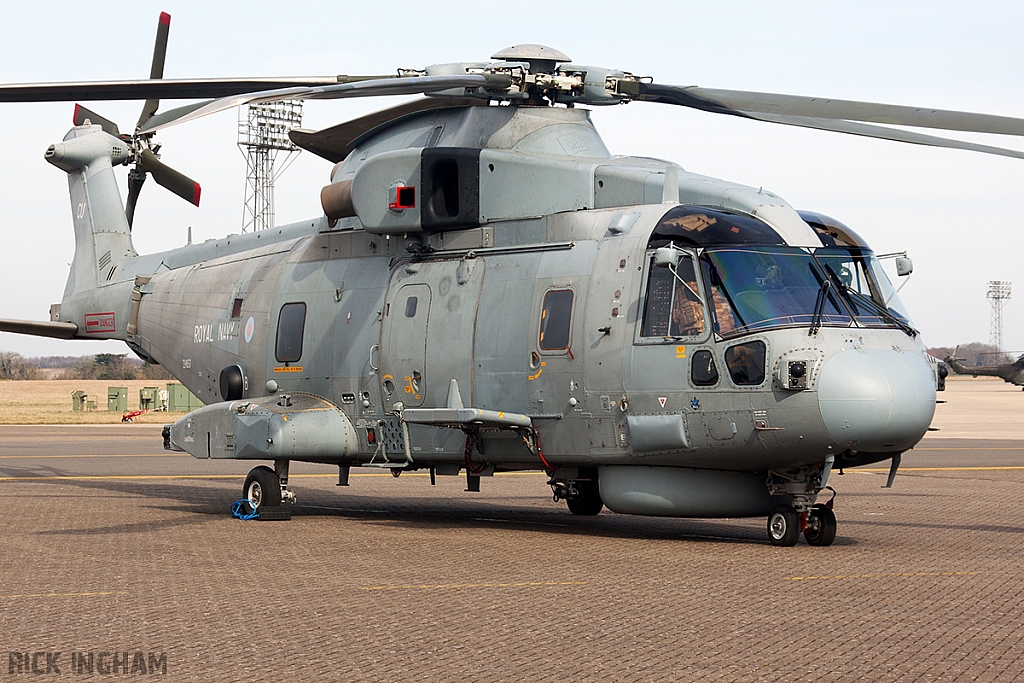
left=987, top=280, right=1012, bottom=351
left=237, top=101, right=303, bottom=232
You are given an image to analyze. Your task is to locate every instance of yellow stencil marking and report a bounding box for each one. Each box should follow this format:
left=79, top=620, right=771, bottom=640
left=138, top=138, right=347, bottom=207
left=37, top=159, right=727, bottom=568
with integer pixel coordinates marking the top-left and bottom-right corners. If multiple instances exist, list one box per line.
left=786, top=571, right=976, bottom=581
left=528, top=361, right=547, bottom=381
left=676, top=345, right=687, bottom=359
left=274, top=366, right=303, bottom=373
left=0, top=591, right=127, bottom=600
left=361, top=581, right=587, bottom=591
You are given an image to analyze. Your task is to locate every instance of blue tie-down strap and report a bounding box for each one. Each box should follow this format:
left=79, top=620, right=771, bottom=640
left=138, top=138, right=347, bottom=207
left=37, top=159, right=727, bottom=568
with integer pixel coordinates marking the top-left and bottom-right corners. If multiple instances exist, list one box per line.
left=231, top=499, right=260, bottom=520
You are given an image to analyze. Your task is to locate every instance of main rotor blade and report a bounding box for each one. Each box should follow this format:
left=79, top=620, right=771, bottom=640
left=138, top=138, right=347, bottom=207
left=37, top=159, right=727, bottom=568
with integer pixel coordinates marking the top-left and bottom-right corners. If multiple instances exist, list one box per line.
left=745, top=112, right=1024, bottom=161
left=0, top=76, right=391, bottom=103
left=136, top=11, right=172, bottom=130
left=639, top=83, right=1024, bottom=137
left=72, top=103, right=120, bottom=137
left=139, top=74, right=511, bottom=134
left=0, top=318, right=78, bottom=339
left=138, top=149, right=200, bottom=206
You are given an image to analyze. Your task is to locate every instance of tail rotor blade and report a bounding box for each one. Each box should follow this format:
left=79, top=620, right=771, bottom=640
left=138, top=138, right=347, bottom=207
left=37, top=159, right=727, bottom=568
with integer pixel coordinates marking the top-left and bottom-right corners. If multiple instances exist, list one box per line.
left=124, top=167, right=147, bottom=229
left=137, top=12, right=171, bottom=130
left=138, top=149, right=201, bottom=206
left=72, top=103, right=120, bottom=137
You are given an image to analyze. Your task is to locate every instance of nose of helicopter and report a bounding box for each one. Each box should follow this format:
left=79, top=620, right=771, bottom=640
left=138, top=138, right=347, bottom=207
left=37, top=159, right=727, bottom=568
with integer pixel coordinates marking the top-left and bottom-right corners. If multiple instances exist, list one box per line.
left=817, top=348, right=936, bottom=452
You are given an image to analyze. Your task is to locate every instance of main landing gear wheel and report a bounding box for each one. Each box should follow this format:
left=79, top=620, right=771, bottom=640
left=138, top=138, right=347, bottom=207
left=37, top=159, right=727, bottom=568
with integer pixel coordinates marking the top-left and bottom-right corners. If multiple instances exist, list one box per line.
left=803, top=504, right=837, bottom=546
left=244, top=465, right=281, bottom=512
left=767, top=504, right=801, bottom=547
left=566, top=476, right=604, bottom=516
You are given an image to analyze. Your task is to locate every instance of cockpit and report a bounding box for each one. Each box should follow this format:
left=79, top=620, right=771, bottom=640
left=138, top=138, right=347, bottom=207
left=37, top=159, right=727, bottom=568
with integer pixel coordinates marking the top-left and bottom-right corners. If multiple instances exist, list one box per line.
left=641, top=206, right=915, bottom=340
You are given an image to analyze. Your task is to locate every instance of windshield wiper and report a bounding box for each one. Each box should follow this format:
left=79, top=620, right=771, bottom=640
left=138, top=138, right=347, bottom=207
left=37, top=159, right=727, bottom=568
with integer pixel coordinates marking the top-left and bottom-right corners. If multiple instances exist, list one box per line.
left=843, top=287, right=918, bottom=337
left=822, top=264, right=918, bottom=337
left=809, top=279, right=831, bottom=336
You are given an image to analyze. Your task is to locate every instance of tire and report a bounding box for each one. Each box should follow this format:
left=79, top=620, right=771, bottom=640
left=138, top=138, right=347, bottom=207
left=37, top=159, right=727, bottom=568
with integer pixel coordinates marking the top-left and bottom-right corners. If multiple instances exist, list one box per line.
left=244, top=466, right=281, bottom=511
left=804, top=505, right=837, bottom=546
left=767, top=504, right=801, bottom=546
left=566, top=477, right=603, bottom=516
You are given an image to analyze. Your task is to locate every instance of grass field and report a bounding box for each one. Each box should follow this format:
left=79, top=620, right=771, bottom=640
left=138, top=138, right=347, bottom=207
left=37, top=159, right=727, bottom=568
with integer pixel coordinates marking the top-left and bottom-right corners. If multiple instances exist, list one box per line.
left=0, top=374, right=1004, bottom=426
left=0, top=380, right=195, bottom=424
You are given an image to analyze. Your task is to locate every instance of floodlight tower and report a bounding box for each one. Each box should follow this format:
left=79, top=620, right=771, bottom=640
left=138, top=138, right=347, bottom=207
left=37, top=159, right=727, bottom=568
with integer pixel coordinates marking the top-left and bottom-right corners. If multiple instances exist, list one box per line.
left=237, top=101, right=303, bottom=232
left=987, top=280, right=1012, bottom=351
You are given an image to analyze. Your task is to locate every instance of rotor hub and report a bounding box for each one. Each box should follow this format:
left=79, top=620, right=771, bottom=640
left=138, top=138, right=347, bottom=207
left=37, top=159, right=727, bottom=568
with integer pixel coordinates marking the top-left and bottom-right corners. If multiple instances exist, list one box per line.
left=491, top=44, right=571, bottom=74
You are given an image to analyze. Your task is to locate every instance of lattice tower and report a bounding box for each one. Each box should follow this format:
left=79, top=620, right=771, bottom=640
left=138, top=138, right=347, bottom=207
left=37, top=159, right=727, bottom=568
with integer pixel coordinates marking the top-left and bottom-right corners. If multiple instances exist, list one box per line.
left=987, top=280, right=1012, bottom=351
left=238, top=101, right=303, bottom=232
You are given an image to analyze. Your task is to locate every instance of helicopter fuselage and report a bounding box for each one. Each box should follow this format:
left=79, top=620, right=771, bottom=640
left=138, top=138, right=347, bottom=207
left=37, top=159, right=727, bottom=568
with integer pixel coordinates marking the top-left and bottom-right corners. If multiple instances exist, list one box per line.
left=44, top=104, right=939, bottom=523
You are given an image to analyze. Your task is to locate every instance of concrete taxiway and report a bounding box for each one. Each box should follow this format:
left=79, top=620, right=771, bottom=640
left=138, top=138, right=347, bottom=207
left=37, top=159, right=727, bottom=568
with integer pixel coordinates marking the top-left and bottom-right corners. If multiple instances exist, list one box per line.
left=0, top=377, right=1021, bottom=681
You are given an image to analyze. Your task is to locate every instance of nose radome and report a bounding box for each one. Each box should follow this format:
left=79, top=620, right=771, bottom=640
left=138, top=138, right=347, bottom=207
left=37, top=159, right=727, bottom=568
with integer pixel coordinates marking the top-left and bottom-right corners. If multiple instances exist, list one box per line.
left=817, top=349, right=936, bottom=452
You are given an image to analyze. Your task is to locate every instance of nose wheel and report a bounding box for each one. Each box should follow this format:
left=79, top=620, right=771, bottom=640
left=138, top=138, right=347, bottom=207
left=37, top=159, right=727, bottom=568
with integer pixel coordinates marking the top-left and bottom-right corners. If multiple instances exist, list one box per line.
left=767, top=505, right=801, bottom=546
left=803, top=504, right=837, bottom=546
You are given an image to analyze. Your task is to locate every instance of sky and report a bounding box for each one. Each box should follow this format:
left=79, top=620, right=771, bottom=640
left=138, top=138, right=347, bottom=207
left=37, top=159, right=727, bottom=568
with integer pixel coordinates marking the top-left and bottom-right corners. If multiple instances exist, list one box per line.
left=1, top=0, right=1022, bottom=358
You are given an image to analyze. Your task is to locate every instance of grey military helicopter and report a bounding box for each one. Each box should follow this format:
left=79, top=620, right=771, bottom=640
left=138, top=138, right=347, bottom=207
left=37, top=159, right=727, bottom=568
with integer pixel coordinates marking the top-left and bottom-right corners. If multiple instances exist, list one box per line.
left=945, top=348, right=1024, bottom=388
left=6, top=13, right=1022, bottom=546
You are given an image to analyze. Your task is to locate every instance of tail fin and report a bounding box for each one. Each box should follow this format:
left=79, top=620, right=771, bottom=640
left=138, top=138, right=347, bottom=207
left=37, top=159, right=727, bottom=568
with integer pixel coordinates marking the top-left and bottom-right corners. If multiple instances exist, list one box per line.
left=44, top=124, right=137, bottom=338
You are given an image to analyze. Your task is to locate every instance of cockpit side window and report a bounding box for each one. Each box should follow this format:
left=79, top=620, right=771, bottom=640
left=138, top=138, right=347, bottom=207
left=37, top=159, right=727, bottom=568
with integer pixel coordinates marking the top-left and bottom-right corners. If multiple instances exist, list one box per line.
left=690, top=349, right=719, bottom=386
left=540, top=289, right=573, bottom=351
left=641, top=254, right=706, bottom=338
left=275, top=302, right=306, bottom=363
left=725, top=341, right=766, bottom=386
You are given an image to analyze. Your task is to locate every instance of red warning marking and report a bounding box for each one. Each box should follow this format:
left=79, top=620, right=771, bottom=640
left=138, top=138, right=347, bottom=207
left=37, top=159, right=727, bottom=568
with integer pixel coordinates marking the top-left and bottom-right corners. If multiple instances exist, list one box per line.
left=84, top=312, right=116, bottom=334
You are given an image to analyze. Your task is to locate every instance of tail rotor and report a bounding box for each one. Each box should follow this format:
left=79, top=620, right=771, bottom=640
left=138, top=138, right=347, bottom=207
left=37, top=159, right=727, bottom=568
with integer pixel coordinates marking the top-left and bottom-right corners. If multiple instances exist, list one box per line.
left=72, top=12, right=200, bottom=229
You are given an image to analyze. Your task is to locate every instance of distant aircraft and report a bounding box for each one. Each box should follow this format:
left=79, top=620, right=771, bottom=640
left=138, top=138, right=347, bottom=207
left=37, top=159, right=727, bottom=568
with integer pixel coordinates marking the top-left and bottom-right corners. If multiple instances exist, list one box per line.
left=944, top=349, right=1024, bottom=389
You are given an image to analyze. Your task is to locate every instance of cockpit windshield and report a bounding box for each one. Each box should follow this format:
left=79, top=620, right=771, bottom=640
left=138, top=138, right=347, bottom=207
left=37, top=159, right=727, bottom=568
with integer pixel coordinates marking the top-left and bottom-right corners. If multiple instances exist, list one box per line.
left=700, top=247, right=850, bottom=337
left=641, top=206, right=917, bottom=340
left=695, top=246, right=914, bottom=338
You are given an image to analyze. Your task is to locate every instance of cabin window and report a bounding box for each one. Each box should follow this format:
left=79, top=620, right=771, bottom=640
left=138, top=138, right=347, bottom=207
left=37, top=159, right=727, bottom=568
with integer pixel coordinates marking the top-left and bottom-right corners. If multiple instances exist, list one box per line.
left=539, top=289, right=573, bottom=351
left=231, top=298, right=243, bottom=319
left=275, top=302, right=306, bottom=363
left=690, top=349, right=719, bottom=386
left=725, top=340, right=766, bottom=386
left=405, top=296, right=419, bottom=318
left=641, top=254, right=706, bottom=338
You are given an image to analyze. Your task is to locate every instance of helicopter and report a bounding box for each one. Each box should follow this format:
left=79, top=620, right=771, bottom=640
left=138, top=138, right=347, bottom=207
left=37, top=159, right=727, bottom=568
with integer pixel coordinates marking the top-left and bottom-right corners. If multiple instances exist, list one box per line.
left=5, top=13, right=1023, bottom=546
left=944, top=348, right=1024, bottom=388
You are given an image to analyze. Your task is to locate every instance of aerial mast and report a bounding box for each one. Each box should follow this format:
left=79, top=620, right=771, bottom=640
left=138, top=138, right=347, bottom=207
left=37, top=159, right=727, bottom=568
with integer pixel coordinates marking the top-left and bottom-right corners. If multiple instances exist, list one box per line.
left=237, top=101, right=303, bottom=232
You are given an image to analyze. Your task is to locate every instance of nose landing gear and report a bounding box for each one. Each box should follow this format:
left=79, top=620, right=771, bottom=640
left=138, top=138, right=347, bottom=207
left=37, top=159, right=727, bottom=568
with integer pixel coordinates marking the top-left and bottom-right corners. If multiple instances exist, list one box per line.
left=767, top=466, right=838, bottom=546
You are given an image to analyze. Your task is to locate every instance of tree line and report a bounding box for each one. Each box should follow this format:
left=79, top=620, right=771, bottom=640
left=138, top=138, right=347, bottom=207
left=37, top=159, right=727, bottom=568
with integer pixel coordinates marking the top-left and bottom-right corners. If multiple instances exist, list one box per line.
left=0, top=352, right=172, bottom=380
